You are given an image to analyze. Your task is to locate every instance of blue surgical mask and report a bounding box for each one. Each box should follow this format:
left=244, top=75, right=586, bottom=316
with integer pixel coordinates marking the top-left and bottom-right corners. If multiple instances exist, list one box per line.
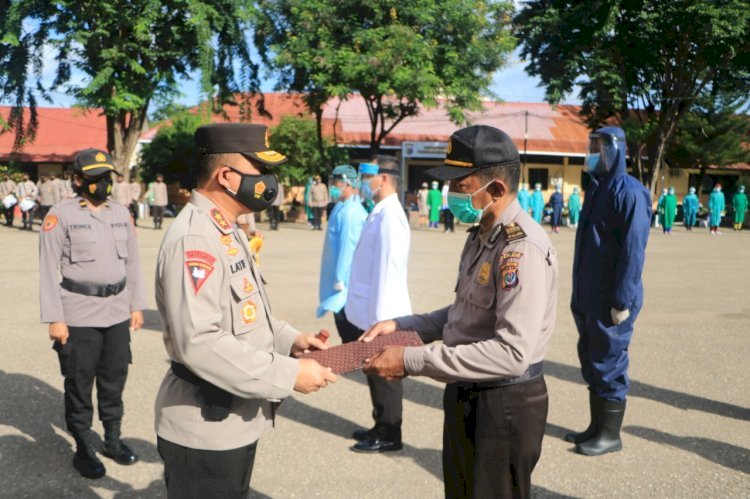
left=447, top=181, right=494, bottom=224
left=360, top=177, right=380, bottom=200
left=586, top=153, right=600, bottom=173
left=329, top=185, right=341, bottom=202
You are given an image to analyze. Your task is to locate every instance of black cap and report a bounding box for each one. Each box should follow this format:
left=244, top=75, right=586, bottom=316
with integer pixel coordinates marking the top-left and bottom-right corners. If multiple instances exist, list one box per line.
left=425, top=125, right=519, bottom=181
left=194, top=123, right=287, bottom=166
left=73, top=148, right=115, bottom=176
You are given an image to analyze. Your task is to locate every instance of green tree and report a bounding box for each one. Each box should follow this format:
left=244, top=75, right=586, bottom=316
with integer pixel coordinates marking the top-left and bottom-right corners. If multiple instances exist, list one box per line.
left=255, top=0, right=515, bottom=157
left=515, top=0, right=750, bottom=195
left=668, top=93, right=750, bottom=172
left=139, top=110, right=210, bottom=189
left=0, top=0, right=260, bottom=174
left=268, top=115, right=348, bottom=185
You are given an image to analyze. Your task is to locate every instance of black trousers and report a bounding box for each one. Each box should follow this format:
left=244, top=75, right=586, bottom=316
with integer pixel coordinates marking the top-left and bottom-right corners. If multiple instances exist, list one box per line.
left=55, top=320, right=131, bottom=434
left=3, top=205, right=14, bottom=225
left=158, top=437, right=257, bottom=499
left=335, top=309, right=403, bottom=437
left=443, top=209, right=455, bottom=232
left=21, top=207, right=36, bottom=227
left=128, top=202, right=139, bottom=225
left=268, top=205, right=281, bottom=229
left=39, top=204, right=51, bottom=220
left=152, top=205, right=166, bottom=227
left=312, top=206, right=324, bottom=229
left=443, top=376, right=548, bottom=499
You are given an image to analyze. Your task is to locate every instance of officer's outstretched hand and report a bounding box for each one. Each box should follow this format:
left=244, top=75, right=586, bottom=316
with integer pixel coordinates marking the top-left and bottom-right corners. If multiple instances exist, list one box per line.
left=359, top=320, right=398, bottom=342
left=291, top=330, right=331, bottom=357
left=363, top=346, right=406, bottom=381
left=130, top=311, right=144, bottom=331
left=49, top=321, right=69, bottom=345
left=294, top=359, right=337, bottom=394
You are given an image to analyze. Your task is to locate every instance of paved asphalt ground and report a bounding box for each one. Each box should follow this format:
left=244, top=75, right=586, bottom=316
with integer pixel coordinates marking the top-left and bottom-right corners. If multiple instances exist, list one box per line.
left=1, top=216, right=749, bottom=498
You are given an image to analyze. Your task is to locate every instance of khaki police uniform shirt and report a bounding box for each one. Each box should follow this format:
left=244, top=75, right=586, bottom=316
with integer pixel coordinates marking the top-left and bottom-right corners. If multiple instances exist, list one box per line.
left=112, top=181, right=131, bottom=205
left=154, top=191, right=300, bottom=451
left=309, top=183, right=329, bottom=208
left=129, top=182, right=141, bottom=203
left=38, top=180, right=59, bottom=206
left=151, top=182, right=168, bottom=207
left=16, top=180, right=37, bottom=200
left=39, top=197, right=148, bottom=327
left=399, top=199, right=558, bottom=382
left=51, top=178, right=66, bottom=203
left=1, top=179, right=17, bottom=197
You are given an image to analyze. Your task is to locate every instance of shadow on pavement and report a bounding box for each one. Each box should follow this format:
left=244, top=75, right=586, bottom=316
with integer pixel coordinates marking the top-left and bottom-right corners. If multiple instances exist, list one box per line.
left=345, top=370, right=444, bottom=410
left=544, top=360, right=750, bottom=421
left=0, top=370, right=163, bottom=497
left=279, top=397, right=442, bottom=480
left=531, top=486, right=581, bottom=498
left=625, top=426, right=750, bottom=475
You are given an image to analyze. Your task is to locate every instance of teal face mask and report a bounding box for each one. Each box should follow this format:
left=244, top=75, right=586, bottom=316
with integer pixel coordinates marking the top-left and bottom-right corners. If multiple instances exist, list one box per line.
left=329, top=185, right=341, bottom=202
left=446, top=181, right=494, bottom=224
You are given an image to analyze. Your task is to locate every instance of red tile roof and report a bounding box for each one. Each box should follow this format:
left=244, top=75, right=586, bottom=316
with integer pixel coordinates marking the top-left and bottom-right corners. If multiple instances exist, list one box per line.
left=0, top=106, right=108, bottom=163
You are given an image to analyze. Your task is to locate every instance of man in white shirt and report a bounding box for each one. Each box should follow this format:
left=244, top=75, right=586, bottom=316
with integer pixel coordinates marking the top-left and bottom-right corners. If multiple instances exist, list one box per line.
left=345, top=157, right=412, bottom=452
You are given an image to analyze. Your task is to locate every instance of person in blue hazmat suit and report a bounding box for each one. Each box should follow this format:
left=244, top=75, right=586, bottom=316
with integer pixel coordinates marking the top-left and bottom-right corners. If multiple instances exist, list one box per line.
left=682, top=186, right=699, bottom=230
left=549, top=185, right=564, bottom=233
left=518, top=182, right=531, bottom=213
left=568, top=186, right=582, bottom=228
left=530, top=183, right=545, bottom=223
left=708, top=183, right=725, bottom=235
left=317, top=165, right=368, bottom=337
left=567, top=126, right=651, bottom=456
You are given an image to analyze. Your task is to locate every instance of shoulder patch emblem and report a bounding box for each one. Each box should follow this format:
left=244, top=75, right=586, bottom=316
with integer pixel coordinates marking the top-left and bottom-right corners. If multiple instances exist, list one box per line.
left=503, top=223, right=527, bottom=243
left=184, top=250, right=216, bottom=294
left=210, top=208, right=232, bottom=232
left=476, top=261, right=492, bottom=286
left=43, top=214, right=58, bottom=232
left=501, top=266, right=519, bottom=290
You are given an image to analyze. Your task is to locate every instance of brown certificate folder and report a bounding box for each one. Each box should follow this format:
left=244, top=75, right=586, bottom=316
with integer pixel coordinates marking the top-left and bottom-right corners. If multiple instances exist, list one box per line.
left=298, top=331, right=424, bottom=374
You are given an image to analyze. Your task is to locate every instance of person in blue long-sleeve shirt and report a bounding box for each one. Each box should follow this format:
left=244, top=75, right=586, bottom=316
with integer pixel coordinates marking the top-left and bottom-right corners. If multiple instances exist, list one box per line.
left=317, top=165, right=368, bottom=337
left=566, top=126, right=651, bottom=457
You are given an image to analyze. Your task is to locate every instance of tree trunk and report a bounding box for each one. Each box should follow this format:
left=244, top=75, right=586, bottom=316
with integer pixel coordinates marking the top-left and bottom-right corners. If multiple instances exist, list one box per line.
left=106, top=104, right=149, bottom=178
left=313, top=107, right=328, bottom=166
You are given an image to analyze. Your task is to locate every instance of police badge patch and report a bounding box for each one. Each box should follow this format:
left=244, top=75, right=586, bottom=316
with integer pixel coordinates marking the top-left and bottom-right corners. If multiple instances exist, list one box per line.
left=476, top=261, right=492, bottom=286
left=501, top=266, right=519, bottom=290
left=185, top=250, right=216, bottom=294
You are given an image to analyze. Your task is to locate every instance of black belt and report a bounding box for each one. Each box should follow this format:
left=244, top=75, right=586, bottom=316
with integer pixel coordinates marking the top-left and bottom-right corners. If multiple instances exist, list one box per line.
left=455, top=362, right=544, bottom=390
left=61, top=277, right=126, bottom=297
left=171, top=361, right=233, bottom=422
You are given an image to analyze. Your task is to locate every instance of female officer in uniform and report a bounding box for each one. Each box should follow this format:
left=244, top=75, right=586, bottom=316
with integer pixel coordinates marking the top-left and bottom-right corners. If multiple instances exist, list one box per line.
left=39, top=149, right=147, bottom=478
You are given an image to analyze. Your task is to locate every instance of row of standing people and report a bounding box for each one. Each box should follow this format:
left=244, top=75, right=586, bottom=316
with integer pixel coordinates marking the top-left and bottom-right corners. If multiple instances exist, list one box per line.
left=1, top=171, right=169, bottom=230
left=656, top=184, right=748, bottom=234
left=517, top=183, right=583, bottom=232
left=416, top=181, right=456, bottom=232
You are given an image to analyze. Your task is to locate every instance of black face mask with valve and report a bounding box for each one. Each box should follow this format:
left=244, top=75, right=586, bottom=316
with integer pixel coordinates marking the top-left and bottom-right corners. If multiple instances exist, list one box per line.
left=81, top=175, right=113, bottom=202
left=225, top=167, right=278, bottom=212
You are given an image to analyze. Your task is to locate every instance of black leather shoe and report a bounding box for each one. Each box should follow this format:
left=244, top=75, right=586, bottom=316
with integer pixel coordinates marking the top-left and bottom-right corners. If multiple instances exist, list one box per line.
left=73, top=444, right=106, bottom=479
left=102, top=439, right=139, bottom=465
left=351, top=437, right=403, bottom=453
left=352, top=427, right=376, bottom=441
left=102, top=420, right=139, bottom=465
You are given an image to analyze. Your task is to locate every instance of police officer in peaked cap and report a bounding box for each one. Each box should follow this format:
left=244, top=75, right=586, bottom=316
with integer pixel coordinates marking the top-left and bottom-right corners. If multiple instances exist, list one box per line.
left=39, top=148, right=147, bottom=478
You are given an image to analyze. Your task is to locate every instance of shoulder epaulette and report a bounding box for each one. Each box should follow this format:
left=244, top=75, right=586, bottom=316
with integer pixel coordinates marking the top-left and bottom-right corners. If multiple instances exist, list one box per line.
left=503, top=223, right=527, bottom=243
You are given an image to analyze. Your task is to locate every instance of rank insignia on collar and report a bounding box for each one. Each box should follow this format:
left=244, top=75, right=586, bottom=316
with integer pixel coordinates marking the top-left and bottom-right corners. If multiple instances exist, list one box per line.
left=501, top=266, right=519, bottom=290
left=227, top=247, right=239, bottom=256
left=488, top=223, right=504, bottom=245
left=210, top=208, right=232, bottom=232
left=503, top=223, right=527, bottom=242
left=219, top=235, right=233, bottom=246
left=476, top=261, right=492, bottom=286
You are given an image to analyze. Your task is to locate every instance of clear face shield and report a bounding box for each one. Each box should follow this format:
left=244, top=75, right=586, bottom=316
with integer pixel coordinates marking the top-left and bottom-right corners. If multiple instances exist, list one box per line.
left=585, top=132, right=618, bottom=174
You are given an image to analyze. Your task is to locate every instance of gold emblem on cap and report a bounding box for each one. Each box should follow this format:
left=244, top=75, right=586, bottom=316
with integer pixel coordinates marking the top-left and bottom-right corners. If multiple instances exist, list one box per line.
left=446, top=138, right=452, bottom=154
left=95, top=152, right=106, bottom=162
left=256, top=150, right=285, bottom=163
left=254, top=180, right=266, bottom=198
left=264, top=129, right=270, bottom=149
